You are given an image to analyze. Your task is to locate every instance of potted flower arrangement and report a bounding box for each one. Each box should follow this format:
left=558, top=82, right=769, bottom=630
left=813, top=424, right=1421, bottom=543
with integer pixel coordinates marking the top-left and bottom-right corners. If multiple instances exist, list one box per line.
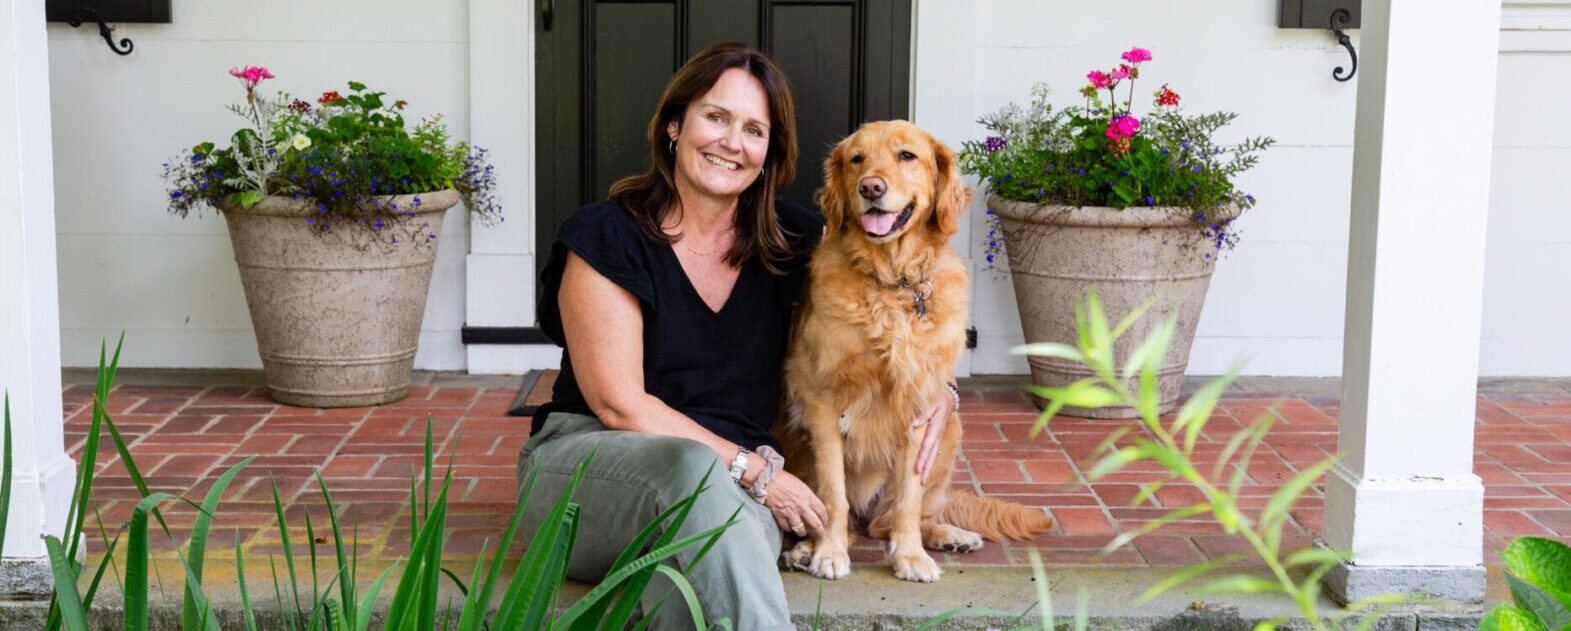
left=162, top=66, right=500, bottom=407
left=959, top=47, right=1273, bottom=418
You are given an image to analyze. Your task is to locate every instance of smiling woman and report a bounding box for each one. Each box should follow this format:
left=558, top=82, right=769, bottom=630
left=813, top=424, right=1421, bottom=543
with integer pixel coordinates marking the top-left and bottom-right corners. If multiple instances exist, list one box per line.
left=516, top=43, right=822, bottom=629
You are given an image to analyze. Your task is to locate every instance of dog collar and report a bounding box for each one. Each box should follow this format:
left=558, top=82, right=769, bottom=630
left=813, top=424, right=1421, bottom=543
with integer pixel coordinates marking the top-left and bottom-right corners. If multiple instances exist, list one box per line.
left=894, top=274, right=933, bottom=319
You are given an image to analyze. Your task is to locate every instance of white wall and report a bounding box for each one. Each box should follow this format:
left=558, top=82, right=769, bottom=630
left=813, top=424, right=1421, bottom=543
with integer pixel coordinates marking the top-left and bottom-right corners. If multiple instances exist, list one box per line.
left=47, top=0, right=472, bottom=369
left=917, top=0, right=1571, bottom=377
left=45, top=0, right=1571, bottom=377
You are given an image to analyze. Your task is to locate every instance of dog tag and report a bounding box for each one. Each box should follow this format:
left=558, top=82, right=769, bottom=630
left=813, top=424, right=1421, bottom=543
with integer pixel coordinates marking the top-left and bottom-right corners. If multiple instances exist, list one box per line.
left=914, top=291, right=927, bottom=319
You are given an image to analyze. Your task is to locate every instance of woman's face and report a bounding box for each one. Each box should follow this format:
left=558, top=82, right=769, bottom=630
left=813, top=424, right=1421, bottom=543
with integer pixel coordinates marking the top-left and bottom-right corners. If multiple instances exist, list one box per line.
left=666, top=67, right=771, bottom=205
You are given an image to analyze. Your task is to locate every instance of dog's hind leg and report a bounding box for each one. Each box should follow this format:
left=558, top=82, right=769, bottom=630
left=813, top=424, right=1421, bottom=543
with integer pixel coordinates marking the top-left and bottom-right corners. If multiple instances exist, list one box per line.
left=867, top=505, right=984, bottom=553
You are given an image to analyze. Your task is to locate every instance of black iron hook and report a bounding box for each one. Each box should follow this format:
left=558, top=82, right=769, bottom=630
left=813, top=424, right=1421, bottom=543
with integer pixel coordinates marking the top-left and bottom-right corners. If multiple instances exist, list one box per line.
left=65, top=6, right=133, bottom=56
left=1331, top=8, right=1356, bottom=82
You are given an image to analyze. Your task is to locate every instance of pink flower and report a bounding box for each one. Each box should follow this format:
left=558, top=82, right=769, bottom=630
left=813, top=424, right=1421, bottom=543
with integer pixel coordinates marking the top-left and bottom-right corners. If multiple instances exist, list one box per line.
left=228, top=65, right=274, bottom=87
left=1105, top=114, right=1141, bottom=141
left=1111, top=64, right=1131, bottom=81
left=1087, top=70, right=1113, bottom=89
left=1121, top=47, right=1153, bottom=64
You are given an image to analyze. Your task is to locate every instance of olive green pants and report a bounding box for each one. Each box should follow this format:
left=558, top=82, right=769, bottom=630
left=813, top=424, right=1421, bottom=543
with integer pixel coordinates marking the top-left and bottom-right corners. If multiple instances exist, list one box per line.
left=516, top=412, right=793, bottom=630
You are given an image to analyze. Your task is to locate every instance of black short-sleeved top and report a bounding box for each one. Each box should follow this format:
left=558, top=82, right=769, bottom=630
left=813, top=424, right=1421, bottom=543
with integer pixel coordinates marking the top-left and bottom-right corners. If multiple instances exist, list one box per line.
left=533, top=198, right=824, bottom=452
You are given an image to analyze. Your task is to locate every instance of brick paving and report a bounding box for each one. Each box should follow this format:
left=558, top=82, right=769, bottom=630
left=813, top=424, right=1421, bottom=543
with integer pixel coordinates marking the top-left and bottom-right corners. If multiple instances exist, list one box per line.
left=62, top=376, right=1571, bottom=568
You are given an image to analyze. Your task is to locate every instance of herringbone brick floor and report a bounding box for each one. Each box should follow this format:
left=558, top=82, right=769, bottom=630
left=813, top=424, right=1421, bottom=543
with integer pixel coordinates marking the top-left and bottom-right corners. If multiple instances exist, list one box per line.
left=62, top=377, right=1571, bottom=568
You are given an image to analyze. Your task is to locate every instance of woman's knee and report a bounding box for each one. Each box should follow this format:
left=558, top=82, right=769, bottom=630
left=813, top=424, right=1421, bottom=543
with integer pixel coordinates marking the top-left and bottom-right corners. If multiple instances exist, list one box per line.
left=641, top=436, right=727, bottom=499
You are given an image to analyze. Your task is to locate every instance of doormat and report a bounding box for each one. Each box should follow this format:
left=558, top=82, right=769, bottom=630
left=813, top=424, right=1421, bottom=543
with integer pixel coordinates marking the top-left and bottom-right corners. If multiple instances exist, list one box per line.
left=506, top=369, right=559, bottom=417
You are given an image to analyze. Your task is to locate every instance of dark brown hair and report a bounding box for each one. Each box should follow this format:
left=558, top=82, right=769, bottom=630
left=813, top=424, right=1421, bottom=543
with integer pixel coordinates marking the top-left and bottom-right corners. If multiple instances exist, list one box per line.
left=609, top=43, right=798, bottom=273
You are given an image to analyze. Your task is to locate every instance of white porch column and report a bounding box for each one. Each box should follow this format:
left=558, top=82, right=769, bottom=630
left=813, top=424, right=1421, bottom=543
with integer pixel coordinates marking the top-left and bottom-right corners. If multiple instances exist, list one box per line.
left=1324, top=0, right=1499, bottom=604
left=0, top=0, right=75, bottom=595
left=465, top=0, right=562, bottom=374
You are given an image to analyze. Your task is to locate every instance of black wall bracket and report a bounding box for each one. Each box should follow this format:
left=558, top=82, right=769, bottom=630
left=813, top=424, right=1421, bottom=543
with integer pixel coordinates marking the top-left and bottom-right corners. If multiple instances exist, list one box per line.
left=1279, top=0, right=1359, bottom=83
left=62, top=6, right=133, bottom=56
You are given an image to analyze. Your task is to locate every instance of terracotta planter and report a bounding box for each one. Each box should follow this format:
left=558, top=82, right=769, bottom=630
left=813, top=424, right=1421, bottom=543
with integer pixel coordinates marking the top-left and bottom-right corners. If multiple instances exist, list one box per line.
left=218, top=190, right=459, bottom=408
left=990, top=194, right=1239, bottom=419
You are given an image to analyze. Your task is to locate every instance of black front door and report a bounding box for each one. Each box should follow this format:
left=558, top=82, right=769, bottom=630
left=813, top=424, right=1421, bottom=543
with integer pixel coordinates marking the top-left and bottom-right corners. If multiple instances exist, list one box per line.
left=535, top=0, right=912, bottom=278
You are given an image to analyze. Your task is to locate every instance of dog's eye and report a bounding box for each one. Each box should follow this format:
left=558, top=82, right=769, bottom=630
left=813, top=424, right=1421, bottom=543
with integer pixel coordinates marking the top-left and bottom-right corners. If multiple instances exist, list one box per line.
left=898, top=150, right=916, bottom=161
left=848, top=155, right=864, bottom=164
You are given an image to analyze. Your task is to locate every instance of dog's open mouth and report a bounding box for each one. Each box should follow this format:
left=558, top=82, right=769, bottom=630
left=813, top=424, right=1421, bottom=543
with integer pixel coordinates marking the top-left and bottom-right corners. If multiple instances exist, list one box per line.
left=860, top=200, right=916, bottom=238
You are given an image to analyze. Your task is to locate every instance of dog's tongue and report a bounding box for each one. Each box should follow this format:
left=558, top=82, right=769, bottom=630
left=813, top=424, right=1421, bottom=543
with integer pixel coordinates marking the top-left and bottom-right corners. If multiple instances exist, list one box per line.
left=860, top=210, right=897, bottom=235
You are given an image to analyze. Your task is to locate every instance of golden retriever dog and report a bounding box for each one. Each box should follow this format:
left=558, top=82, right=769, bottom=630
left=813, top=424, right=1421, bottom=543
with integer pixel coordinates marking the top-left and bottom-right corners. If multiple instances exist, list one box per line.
left=780, top=121, right=1054, bottom=583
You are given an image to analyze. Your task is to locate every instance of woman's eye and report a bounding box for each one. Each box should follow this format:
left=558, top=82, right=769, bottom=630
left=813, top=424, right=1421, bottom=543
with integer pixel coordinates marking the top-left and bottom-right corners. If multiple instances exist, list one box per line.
left=898, top=150, right=916, bottom=161
left=746, top=127, right=763, bottom=137
left=707, top=112, right=723, bottom=122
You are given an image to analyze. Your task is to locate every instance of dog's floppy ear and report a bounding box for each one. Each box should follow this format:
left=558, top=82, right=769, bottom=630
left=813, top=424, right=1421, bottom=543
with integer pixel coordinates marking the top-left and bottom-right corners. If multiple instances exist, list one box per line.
left=816, top=139, right=848, bottom=235
left=931, top=136, right=970, bottom=236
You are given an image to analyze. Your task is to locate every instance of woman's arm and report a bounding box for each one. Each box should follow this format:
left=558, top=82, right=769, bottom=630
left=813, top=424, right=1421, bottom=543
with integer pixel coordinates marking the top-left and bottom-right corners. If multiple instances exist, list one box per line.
left=558, top=250, right=744, bottom=462
left=559, top=250, right=826, bottom=535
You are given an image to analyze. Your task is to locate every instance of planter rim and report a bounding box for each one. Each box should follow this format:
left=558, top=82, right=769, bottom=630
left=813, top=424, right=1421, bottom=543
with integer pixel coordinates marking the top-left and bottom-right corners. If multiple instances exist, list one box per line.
left=987, top=193, right=1242, bottom=228
left=217, top=188, right=460, bottom=217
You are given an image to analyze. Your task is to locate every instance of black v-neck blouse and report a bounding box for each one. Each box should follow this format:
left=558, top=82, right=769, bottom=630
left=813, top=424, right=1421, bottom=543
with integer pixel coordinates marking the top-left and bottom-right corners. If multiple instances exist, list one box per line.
left=533, top=198, right=824, bottom=452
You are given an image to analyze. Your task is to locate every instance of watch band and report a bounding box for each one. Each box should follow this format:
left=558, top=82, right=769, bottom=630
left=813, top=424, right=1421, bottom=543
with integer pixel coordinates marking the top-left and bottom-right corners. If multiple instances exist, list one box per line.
left=728, top=447, right=752, bottom=485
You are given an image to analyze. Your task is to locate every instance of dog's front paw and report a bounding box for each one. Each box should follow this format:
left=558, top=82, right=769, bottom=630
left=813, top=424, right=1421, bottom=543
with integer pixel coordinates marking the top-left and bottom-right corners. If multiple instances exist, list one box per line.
left=781, top=540, right=815, bottom=572
left=809, top=545, right=852, bottom=580
left=890, top=551, right=942, bottom=583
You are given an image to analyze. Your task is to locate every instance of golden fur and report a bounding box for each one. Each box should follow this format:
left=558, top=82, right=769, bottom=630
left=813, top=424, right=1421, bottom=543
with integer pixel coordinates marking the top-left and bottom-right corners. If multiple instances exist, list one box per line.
left=780, top=121, right=1053, bottom=583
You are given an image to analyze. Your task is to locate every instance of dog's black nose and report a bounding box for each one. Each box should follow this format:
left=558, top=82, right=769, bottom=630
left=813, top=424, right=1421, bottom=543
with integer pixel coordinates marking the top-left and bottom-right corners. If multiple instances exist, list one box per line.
left=858, top=176, right=886, bottom=201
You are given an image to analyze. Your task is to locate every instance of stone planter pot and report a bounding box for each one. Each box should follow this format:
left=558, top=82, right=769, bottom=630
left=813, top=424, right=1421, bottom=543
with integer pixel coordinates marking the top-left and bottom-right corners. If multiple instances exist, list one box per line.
left=218, top=190, right=459, bottom=408
left=990, top=194, right=1240, bottom=419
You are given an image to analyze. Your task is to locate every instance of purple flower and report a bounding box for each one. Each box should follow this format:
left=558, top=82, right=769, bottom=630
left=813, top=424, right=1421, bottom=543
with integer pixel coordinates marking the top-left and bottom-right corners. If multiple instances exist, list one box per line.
left=983, top=136, right=1007, bottom=153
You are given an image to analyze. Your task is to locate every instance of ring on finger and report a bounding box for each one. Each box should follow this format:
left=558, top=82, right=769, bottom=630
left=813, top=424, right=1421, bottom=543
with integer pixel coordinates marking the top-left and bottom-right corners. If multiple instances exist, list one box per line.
left=791, top=522, right=806, bottom=535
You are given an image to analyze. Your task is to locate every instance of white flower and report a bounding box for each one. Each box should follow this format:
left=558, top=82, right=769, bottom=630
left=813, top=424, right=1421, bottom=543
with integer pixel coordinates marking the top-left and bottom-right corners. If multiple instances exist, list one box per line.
left=291, top=134, right=312, bottom=151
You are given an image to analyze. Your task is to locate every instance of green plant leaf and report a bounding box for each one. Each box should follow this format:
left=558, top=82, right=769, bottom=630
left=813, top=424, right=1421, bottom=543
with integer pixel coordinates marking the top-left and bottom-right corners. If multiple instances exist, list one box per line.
left=1504, top=538, right=1571, bottom=602
left=495, top=451, right=595, bottom=630
left=237, top=531, right=259, bottom=631
left=44, top=535, right=89, bottom=631
left=1109, top=294, right=1160, bottom=346
left=1103, top=502, right=1212, bottom=556
left=184, top=456, right=256, bottom=630
left=1138, top=553, right=1248, bottom=603
left=0, top=392, right=11, bottom=562
left=1479, top=604, right=1549, bottom=631
left=271, top=476, right=306, bottom=626
left=237, top=190, right=265, bottom=208
left=456, top=472, right=535, bottom=631
left=1011, top=342, right=1086, bottom=363
left=1284, top=547, right=1350, bottom=567
left=1192, top=574, right=1282, bottom=595
left=314, top=471, right=358, bottom=629
left=126, top=492, right=176, bottom=631
left=1259, top=456, right=1338, bottom=555
left=651, top=565, right=712, bottom=629
left=1176, top=367, right=1241, bottom=454
left=1509, top=572, right=1571, bottom=630
left=1120, top=313, right=1172, bottom=384
left=1060, top=383, right=1124, bottom=409
left=548, top=515, right=741, bottom=629
left=355, top=563, right=399, bottom=631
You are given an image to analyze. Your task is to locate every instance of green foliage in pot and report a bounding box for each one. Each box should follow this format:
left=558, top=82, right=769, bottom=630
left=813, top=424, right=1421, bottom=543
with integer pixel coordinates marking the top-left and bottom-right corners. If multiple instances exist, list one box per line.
left=162, top=66, right=500, bottom=247
left=957, top=47, right=1274, bottom=267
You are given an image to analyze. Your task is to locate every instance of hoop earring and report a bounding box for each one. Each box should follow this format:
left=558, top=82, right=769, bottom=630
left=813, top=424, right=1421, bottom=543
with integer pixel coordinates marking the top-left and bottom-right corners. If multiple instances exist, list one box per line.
left=669, top=137, right=677, bottom=155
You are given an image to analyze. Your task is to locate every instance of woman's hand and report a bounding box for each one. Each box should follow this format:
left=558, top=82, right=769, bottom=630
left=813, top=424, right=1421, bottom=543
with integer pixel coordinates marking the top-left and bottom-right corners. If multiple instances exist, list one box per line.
left=911, top=390, right=955, bottom=485
left=762, top=471, right=827, bottom=539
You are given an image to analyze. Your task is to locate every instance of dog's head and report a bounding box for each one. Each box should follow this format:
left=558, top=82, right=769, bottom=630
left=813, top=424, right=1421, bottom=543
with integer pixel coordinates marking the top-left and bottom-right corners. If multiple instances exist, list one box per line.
left=816, top=121, right=970, bottom=244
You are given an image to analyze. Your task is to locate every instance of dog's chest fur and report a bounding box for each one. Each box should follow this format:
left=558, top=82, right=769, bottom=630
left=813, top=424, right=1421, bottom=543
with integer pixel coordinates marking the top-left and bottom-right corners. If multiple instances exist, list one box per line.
left=788, top=241, right=969, bottom=453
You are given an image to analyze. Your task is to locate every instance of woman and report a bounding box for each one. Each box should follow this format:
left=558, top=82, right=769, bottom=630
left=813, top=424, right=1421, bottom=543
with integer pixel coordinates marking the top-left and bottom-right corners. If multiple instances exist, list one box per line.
left=518, top=43, right=952, bottom=628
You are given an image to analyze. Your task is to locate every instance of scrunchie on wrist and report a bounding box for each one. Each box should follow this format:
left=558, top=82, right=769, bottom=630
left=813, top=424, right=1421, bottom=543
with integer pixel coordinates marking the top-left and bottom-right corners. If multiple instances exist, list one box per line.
left=747, top=446, right=786, bottom=504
